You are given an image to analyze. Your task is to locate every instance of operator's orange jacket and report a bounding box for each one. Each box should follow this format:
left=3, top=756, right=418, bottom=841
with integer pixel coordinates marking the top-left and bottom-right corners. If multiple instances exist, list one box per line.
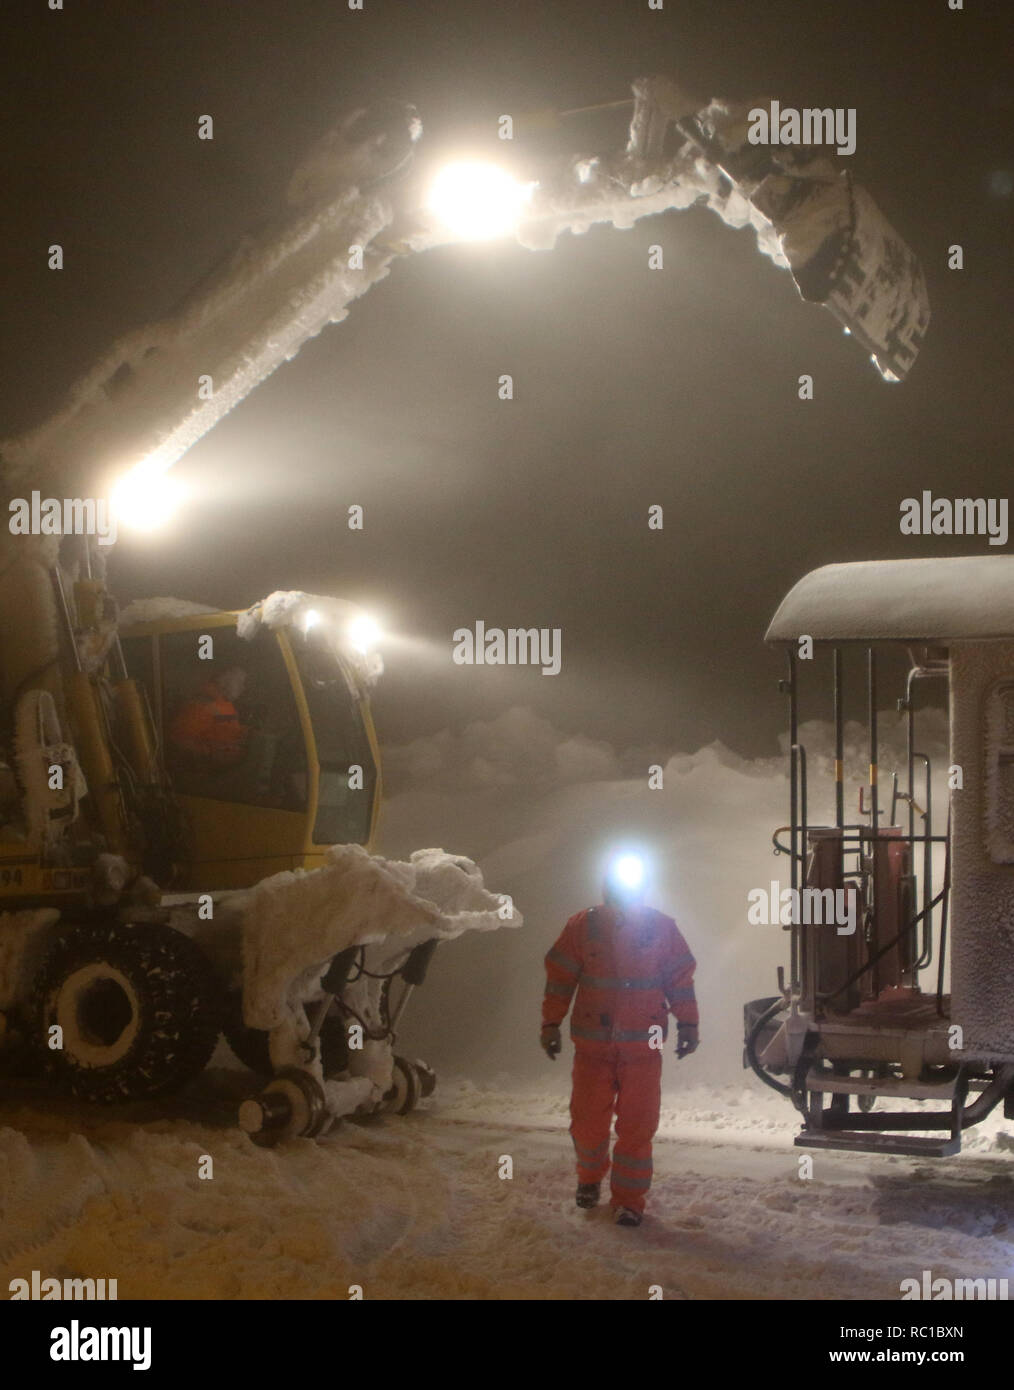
left=542, top=905, right=698, bottom=1045
left=169, top=682, right=246, bottom=760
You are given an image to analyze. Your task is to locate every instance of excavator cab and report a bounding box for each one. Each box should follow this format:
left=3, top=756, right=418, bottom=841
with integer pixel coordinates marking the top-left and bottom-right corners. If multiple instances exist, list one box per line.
left=119, top=605, right=382, bottom=890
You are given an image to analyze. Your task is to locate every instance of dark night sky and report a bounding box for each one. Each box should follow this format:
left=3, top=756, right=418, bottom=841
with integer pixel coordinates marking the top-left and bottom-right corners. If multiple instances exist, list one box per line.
left=2, top=0, right=1011, bottom=758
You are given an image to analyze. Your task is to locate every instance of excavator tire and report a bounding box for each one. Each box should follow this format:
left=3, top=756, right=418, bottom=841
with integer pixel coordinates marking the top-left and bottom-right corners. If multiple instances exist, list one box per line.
left=222, top=991, right=350, bottom=1078
left=384, top=1055, right=420, bottom=1115
left=31, top=920, right=221, bottom=1103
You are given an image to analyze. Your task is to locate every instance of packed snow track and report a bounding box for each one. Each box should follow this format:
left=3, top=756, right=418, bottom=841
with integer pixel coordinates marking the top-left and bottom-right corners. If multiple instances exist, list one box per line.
left=3, top=1074, right=1014, bottom=1300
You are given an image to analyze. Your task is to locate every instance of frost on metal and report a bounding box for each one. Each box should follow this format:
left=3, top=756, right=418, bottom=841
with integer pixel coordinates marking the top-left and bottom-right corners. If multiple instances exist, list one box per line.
left=1, top=102, right=423, bottom=502
left=413, top=76, right=930, bottom=382
left=237, top=589, right=383, bottom=687
left=1, top=194, right=400, bottom=501
left=950, top=642, right=1014, bottom=1060
left=984, top=681, right=1014, bottom=865
left=119, top=597, right=221, bottom=627
left=13, top=690, right=87, bottom=849
left=0, top=79, right=927, bottom=518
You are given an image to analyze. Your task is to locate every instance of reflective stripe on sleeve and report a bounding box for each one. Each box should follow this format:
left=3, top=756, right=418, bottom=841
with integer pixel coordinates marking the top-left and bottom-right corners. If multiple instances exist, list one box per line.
left=546, top=946, right=581, bottom=975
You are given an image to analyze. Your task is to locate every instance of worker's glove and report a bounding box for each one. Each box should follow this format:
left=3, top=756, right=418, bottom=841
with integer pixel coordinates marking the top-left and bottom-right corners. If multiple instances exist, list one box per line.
left=676, top=1023, right=699, bottom=1059
left=540, top=1024, right=562, bottom=1060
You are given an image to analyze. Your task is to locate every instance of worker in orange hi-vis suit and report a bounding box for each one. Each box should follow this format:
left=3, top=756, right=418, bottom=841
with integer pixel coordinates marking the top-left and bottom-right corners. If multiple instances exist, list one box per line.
left=168, top=667, right=249, bottom=767
left=541, top=852, right=699, bottom=1227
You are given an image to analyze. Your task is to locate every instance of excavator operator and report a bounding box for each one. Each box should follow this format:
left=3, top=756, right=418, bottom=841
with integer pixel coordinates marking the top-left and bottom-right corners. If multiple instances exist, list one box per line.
left=168, top=667, right=250, bottom=768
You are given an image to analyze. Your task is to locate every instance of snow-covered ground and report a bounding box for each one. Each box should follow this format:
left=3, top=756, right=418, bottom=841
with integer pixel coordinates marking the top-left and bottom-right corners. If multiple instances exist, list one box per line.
left=4, top=706, right=1008, bottom=1302
left=3, top=1069, right=1014, bottom=1301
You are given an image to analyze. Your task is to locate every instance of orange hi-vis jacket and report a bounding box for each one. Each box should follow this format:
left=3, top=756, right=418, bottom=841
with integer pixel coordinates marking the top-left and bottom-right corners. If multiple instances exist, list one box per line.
left=169, top=684, right=245, bottom=760
left=542, top=904, right=698, bottom=1047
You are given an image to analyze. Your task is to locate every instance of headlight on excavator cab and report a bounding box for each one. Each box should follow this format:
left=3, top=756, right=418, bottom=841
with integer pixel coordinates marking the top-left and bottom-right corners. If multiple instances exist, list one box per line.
left=347, top=613, right=381, bottom=655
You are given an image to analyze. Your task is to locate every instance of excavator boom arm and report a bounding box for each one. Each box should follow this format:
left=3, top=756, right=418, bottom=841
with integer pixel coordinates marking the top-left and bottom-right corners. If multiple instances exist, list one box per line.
left=3, top=77, right=928, bottom=506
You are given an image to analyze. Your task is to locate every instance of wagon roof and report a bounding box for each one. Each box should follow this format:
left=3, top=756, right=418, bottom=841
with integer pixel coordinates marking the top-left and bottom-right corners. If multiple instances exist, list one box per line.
left=766, top=557, right=1014, bottom=643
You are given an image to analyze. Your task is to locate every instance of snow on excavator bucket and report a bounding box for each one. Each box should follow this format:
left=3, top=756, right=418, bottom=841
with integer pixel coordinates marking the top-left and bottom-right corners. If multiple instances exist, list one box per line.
left=725, top=147, right=930, bottom=383
left=717, top=142, right=929, bottom=383
left=772, top=178, right=930, bottom=383
left=628, top=79, right=930, bottom=383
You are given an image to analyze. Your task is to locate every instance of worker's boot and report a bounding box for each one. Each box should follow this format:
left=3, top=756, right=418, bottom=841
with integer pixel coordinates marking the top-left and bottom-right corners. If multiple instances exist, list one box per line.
left=575, top=1182, right=601, bottom=1209
left=613, top=1206, right=642, bottom=1227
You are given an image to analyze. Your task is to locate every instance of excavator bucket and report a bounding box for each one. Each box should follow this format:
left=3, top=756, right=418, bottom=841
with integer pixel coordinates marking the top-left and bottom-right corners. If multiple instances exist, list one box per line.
left=621, top=77, right=930, bottom=382
left=751, top=168, right=931, bottom=382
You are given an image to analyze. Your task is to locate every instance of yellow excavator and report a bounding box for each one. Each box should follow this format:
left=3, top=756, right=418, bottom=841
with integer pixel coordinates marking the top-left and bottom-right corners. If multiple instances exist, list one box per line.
left=117, top=596, right=383, bottom=892
left=0, top=77, right=928, bottom=1132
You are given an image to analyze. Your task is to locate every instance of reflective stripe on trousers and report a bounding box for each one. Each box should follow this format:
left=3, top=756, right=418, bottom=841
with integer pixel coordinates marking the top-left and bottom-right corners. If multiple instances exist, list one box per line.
left=569, top=1044, right=663, bottom=1214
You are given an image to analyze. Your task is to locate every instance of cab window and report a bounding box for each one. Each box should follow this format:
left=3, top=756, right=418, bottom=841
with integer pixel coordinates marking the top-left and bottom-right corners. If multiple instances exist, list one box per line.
left=135, top=626, right=308, bottom=811
left=290, top=630, right=376, bottom=845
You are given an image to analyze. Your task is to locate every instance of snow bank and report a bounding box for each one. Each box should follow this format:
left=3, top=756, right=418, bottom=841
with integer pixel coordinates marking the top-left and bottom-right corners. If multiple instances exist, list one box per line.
left=383, top=706, right=621, bottom=793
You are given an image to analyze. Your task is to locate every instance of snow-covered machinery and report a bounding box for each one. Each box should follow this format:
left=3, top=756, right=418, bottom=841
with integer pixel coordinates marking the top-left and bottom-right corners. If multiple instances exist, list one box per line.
left=0, top=567, right=515, bottom=1135
left=746, top=558, right=1014, bottom=1156
left=117, top=591, right=384, bottom=893
left=0, top=73, right=925, bottom=1139
left=508, top=75, right=929, bottom=383
left=0, top=98, right=511, bottom=1137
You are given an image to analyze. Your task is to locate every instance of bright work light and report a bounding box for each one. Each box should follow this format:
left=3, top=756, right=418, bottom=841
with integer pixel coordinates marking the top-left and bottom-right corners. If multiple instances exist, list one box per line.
left=111, top=462, right=184, bottom=533
left=348, top=613, right=381, bottom=654
left=426, top=161, right=534, bottom=240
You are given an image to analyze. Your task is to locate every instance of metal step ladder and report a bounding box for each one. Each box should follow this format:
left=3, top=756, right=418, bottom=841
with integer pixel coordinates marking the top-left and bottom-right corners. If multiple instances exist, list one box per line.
left=793, top=1063, right=969, bottom=1158
left=795, top=1129, right=961, bottom=1158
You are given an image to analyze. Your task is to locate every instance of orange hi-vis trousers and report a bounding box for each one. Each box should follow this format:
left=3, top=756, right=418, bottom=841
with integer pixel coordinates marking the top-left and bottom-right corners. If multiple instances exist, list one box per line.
left=543, top=903, right=697, bottom=1215
left=570, top=1043, right=662, bottom=1213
